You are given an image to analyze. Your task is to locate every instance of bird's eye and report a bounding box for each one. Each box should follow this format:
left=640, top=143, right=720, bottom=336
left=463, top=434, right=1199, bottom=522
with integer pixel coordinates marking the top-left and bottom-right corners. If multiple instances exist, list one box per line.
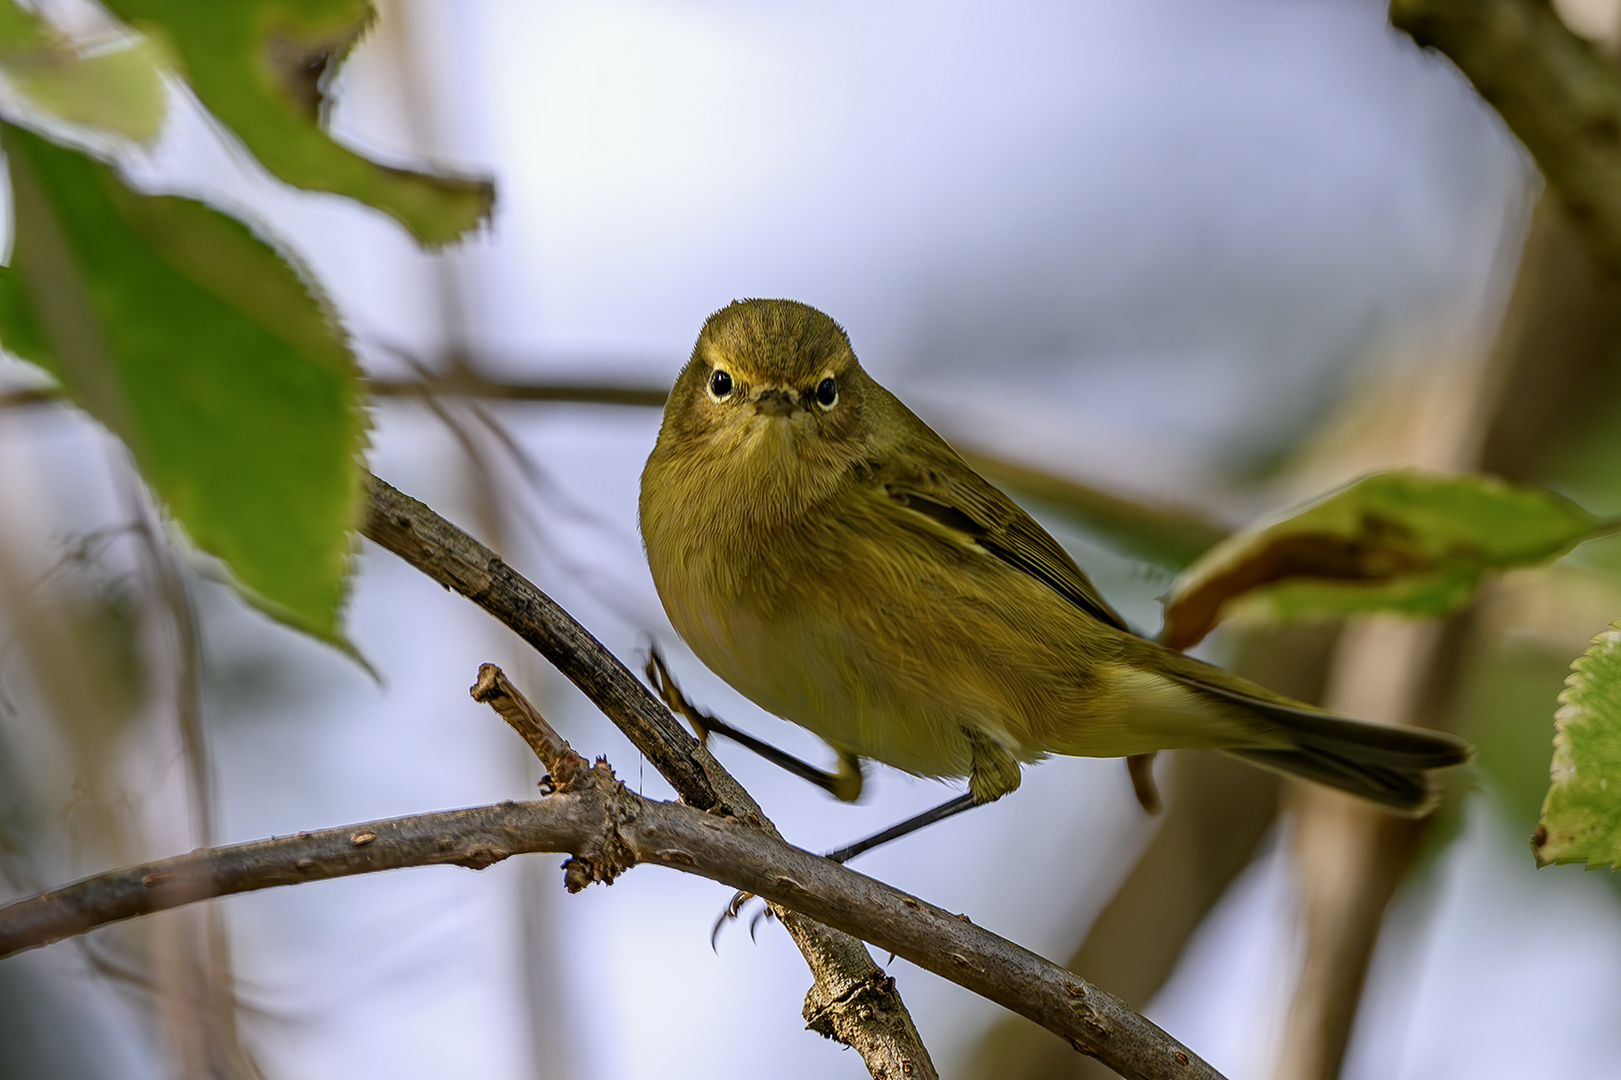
left=815, top=377, right=837, bottom=408
left=709, top=369, right=734, bottom=399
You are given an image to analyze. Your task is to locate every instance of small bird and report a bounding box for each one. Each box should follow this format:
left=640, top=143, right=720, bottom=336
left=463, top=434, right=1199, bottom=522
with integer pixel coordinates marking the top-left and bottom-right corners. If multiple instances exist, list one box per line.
left=639, top=299, right=1470, bottom=815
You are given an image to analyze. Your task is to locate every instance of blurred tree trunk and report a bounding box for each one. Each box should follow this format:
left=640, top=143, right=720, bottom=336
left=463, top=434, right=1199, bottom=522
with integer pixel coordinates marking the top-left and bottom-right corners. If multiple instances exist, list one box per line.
left=1274, top=192, right=1621, bottom=1080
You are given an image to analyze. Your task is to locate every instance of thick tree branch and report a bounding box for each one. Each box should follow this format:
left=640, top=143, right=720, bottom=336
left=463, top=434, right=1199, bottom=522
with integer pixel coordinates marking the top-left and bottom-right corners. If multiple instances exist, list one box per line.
left=0, top=689, right=1224, bottom=1080
left=364, top=475, right=722, bottom=809
left=363, top=480, right=936, bottom=1078
left=1391, top=0, right=1621, bottom=276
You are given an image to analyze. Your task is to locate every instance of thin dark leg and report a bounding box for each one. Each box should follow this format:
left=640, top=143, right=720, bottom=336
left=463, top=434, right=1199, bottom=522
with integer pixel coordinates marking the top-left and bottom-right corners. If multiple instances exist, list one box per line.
left=823, top=793, right=979, bottom=864
left=697, top=714, right=847, bottom=793
left=715, top=792, right=981, bottom=945
left=644, top=647, right=861, bottom=800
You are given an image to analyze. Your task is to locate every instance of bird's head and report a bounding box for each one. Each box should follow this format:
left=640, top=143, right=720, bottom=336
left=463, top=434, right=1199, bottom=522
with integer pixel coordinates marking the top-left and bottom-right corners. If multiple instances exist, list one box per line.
left=652, top=299, right=878, bottom=520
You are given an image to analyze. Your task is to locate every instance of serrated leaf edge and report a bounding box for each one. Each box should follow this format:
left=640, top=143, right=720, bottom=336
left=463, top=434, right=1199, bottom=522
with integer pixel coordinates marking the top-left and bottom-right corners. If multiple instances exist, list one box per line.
left=1537, top=621, right=1621, bottom=870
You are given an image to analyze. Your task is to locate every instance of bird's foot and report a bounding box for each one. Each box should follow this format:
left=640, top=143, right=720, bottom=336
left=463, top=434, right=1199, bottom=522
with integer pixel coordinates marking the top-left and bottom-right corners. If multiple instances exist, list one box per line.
left=710, top=889, right=775, bottom=949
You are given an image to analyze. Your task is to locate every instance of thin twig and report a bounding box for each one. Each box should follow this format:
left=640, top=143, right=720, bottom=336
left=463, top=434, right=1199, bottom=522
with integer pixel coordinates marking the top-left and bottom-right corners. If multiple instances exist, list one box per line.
left=126, top=473, right=267, bottom=1080
left=470, top=664, right=584, bottom=785
left=0, top=686, right=1226, bottom=1080
left=0, top=387, right=59, bottom=410
left=367, top=373, right=669, bottom=408
left=367, top=374, right=1232, bottom=568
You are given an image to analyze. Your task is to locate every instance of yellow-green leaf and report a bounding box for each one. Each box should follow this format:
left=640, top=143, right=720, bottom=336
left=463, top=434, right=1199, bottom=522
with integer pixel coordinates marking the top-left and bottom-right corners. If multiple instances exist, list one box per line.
left=103, top=0, right=492, bottom=245
left=1161, top=470, right=1604, bottom=650
left=1534, top=621, right=1621, bottom=869
left=0, top=0, right=166, bottom=141
left=0, top=122, right=367, bottom=642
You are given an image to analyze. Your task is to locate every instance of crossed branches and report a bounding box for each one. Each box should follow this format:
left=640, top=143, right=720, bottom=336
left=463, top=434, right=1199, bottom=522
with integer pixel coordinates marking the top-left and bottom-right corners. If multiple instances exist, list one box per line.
left=0, top=476, right=1222, bottom=1080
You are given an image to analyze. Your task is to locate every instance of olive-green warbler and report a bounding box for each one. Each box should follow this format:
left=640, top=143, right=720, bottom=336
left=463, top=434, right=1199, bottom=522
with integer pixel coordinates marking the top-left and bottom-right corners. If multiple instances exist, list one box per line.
left=640, top=299, right=1470, bottom=812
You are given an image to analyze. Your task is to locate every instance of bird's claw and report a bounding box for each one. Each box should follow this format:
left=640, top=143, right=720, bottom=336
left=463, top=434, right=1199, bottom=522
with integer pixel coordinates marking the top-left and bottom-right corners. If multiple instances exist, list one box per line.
left=644, top=645, right=715, bottom=744
left=710, top=889, right=754, bottom=949
left=710, top=889, right=775, bottom=949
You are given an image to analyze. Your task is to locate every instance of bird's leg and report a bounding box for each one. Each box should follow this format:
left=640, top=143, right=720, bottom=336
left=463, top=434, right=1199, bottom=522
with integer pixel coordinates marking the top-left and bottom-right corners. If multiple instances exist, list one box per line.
left=822, top=728, right=1020, bottom=863
left=822, top=793, right=978, bottom=863
left=963, top=726, right=1023, bottom=803
left=1126, top=752, right=1163, bottom=815
left=644, top=647, right=864, bottom=801
left=647, top=647, right=868, bottom=942
left=701, top=751, right=861, bottom=939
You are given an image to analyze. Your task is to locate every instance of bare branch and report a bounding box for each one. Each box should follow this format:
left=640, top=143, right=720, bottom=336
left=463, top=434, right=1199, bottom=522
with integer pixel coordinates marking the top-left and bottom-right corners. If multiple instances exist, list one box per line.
left=0, top=750, right=1224, bottom=1080
left=470, top=662, right=582, bottom=782
left=366, top=375, right=1231, bottom=568
left=362, top=486, right=935, bottom=1078
left=367, top=372, right=670, bottom=408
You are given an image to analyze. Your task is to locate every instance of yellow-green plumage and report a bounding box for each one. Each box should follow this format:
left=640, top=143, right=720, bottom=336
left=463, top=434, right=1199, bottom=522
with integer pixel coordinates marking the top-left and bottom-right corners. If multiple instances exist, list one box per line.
left=639, top=299, right=1470, bottom=811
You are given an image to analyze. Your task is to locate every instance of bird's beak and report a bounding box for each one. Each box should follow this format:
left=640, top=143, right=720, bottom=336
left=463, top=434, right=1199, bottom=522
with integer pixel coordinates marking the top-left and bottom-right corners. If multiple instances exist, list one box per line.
left=753, top=388, right=799, bottom=416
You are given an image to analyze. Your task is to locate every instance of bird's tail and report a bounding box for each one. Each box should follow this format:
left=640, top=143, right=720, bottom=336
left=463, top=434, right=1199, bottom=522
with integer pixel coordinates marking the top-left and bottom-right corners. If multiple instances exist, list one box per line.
left=1169, top=670, right=1472, bottom=814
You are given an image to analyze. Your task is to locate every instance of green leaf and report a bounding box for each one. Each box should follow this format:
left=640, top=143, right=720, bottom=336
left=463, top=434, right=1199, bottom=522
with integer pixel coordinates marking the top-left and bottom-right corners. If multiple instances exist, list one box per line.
left=1534, top=621, right=1621, bottom=869
left=102, top=0, right=492, bottom=245
left=0, top=0, right=167, bottom=141
left=0, top=122, right=367, bottom=643
left=1161, top=470, right=1606, bottom=649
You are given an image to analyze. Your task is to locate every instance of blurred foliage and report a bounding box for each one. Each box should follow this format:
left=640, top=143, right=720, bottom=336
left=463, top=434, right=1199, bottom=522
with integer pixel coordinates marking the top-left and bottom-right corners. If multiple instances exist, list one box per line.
left=1539, top=390, right=1621, bottom=579
left=1452, top=631, right=1577, bottom=833
left=0, top=2, right=167, bottom=141
left=1534, top=621, right=1621, bottom=869
left=0, top=0, right=501, bottom=648
left=0, top=572, right=147, bottom=872
left=962, top=448, right=1228, bottom=570
left=0, top=123, right=367, bottom=643
left=102, top=0, right=493, bottom=244
left=1160, top=469, right=1609, bottom=650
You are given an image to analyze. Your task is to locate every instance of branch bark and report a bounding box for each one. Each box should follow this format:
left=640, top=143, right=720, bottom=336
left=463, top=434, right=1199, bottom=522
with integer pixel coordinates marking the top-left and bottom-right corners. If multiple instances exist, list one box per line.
left=0, top=684, right=1224, bottom=1080
left=362, top=477, right=938, bottom=1078
left=364, top=475, right=721, bottom=809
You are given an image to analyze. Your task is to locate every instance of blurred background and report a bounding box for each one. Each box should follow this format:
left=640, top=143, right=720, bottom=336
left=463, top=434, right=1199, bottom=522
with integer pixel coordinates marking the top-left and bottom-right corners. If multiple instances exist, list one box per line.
left=4, top=0, right=1621, bottom=1077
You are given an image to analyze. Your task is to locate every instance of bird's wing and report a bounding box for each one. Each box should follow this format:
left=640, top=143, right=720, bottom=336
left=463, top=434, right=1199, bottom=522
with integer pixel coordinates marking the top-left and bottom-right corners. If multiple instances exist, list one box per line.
left=871, top=453, right=1134, bottom=633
